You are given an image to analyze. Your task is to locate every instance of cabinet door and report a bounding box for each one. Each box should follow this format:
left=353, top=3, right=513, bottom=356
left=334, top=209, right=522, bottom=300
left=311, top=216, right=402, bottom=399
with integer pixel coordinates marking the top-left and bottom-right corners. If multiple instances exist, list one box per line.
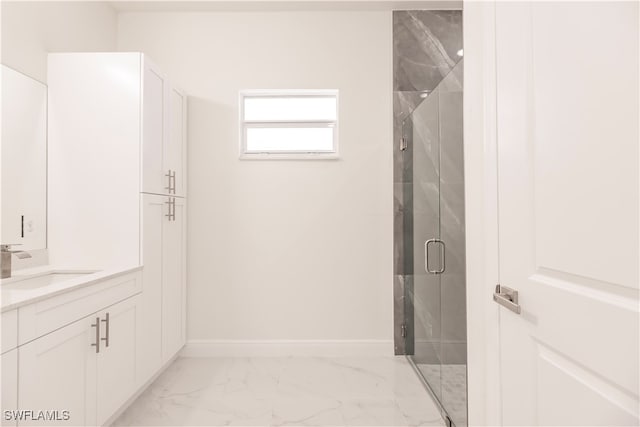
left=19, top=316, right=97, bottom=426
left=1, top=349, right=17, bottom=427
left=96, top=297, right=138, bottom=425
left=142, top=57, right=168, bottom=195
left=137, top=194, right=165, bottom=386
left=162, top=197, right=187, bottom=362
left=167, top=86, right=187, bottom=197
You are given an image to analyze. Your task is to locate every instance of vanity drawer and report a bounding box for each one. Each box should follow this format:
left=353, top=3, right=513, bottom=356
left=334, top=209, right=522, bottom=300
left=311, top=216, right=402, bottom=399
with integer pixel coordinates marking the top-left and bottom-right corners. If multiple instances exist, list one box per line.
left=2, top=310, right=18, bottom=353
left=18, top=270, right=142, bottom=345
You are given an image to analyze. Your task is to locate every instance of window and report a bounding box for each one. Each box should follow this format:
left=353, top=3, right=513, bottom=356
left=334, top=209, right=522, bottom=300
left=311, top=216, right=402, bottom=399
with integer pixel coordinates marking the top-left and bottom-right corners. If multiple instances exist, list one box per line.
left=239, top=90, right=339, bottom=159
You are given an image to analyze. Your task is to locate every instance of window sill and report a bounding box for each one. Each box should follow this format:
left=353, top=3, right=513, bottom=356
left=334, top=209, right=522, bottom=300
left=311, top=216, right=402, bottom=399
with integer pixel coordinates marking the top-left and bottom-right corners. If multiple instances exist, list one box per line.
left=239, top=152, right=340, bottom=161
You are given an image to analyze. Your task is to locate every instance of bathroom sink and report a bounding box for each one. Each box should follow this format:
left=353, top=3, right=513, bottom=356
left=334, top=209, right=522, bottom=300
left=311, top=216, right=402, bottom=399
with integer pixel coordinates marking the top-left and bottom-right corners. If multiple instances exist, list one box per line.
left=1, top=271, right=98, bottom=290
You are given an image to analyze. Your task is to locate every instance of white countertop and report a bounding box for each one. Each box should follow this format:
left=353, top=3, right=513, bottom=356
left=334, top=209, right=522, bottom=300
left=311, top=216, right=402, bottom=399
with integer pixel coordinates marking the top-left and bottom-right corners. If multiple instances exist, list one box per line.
left=1, top=265, right=142, bottom=312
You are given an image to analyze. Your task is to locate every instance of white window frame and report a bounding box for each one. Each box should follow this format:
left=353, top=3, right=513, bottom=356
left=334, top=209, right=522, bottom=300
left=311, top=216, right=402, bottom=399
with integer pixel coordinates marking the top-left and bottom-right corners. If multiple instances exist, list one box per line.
left=239, top=89, right=339, bottom=160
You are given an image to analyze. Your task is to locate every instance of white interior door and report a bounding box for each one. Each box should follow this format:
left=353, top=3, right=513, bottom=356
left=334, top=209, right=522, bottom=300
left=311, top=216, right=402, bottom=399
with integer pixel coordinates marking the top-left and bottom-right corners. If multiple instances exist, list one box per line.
left=495, top=2, right=639, bottom=425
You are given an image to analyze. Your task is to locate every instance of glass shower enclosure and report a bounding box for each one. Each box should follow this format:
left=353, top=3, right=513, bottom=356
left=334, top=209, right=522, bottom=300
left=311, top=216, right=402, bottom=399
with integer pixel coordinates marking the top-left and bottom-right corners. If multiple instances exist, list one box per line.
left=404, top=60, right=467, bottom=427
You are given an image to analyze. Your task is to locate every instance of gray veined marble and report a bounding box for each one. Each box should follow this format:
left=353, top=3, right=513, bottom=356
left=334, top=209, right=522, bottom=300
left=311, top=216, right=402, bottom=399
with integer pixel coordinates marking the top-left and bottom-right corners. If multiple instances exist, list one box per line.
left=393, top=11, right=463, bottom=93
left=394, top=91, right=425, bottom=124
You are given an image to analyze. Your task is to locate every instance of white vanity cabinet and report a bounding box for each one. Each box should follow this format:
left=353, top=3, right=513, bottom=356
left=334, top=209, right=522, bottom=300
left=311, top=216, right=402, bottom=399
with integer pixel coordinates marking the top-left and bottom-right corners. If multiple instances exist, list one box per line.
left=2, top=310, right=17, bottom=353
left=18, top=295, right=139, bottom=426
left=2, top=311, right=18, bottom=427
left=0, top=270, right=142, bottom=426
left=95, top=296, right=138, bottom=425
left=19, top=314, right=97, bottom=426
left=1, top=349, right=18, bottom=427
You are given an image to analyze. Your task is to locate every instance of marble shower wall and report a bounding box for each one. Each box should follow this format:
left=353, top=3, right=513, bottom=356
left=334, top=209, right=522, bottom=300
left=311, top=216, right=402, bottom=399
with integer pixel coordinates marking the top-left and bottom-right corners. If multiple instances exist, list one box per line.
left=393, top=10, right=462, bottom=355
left=394, top=11, right=463, bottom=92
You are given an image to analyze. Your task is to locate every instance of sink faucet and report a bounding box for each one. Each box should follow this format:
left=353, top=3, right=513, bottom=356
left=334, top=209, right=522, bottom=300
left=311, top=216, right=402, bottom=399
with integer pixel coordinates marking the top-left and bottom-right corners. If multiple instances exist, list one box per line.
left=1, top=244, right=32, bottom=279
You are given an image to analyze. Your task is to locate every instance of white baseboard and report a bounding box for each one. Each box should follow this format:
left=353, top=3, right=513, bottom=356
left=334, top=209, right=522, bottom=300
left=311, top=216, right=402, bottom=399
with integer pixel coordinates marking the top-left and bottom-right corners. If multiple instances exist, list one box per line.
left=180, top=339, right=394, bottom=358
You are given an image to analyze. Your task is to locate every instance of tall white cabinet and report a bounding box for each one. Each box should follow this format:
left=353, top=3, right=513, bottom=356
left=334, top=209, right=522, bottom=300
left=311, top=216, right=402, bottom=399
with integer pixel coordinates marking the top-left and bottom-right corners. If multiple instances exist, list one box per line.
left=48, top=53, right=187, bottom=392
left=138, top=194, right=186, bottom=383
left=141, top=61, right=187, bottom=198
left=162, top=196, right=187, bottom=360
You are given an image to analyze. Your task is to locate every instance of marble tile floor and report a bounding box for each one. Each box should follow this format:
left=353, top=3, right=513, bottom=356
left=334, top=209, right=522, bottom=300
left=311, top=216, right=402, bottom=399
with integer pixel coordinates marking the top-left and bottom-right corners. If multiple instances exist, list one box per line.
left=416, top=364, right=467, bottom=427
left=113, top=356, right=444, bottom=427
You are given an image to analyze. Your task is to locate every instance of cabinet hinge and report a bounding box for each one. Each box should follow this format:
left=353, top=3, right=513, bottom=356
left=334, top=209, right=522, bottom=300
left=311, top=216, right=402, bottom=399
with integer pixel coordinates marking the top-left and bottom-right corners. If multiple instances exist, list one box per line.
left=400, top=137, right=407, bottom=151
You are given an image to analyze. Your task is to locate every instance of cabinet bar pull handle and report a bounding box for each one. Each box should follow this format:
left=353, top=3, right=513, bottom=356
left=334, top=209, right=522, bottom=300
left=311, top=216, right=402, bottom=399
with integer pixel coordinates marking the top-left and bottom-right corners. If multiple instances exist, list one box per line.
left=91, top=317, right=100, bottom=353
left=165, top=170, right=174, bottom=193
left=171, top=171, right=177, bottom=194
left=165, top=198, right=176, bottom=221
left=101, top=312, right=110, bottom=347
left=165, top=198, right=173, bottom=220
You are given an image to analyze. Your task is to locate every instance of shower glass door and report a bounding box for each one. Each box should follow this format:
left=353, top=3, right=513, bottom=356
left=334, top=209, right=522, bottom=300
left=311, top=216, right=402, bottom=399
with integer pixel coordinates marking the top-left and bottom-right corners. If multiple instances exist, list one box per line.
left=408, top=61, right=466, bottom=427
left=410, top=85, right=443, bottom=404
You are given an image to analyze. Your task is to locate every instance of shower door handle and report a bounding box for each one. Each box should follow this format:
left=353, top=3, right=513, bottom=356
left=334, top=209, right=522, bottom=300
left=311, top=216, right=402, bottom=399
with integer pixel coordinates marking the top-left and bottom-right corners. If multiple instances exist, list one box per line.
left=424, top=239, right=445, bottom=274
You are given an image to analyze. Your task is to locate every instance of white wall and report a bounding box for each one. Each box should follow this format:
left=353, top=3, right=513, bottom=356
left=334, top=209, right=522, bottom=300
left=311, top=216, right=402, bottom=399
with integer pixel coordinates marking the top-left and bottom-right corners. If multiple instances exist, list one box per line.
left=1, top=1, right=118, bottom=270
left=1, top=1, right=117, bottom=82
left=117, top=11, right=393, bottom=352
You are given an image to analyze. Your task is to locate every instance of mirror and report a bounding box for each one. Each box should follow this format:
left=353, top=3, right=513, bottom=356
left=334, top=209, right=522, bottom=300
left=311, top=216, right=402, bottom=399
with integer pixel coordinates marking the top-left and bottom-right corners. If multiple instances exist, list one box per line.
left=1, top=65, right=47, bottom=250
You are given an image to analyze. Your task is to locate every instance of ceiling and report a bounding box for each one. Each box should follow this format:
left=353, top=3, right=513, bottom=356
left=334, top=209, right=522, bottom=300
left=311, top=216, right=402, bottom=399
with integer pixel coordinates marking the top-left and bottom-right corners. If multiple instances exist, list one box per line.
left=108, top=0, right=462, bottom=13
